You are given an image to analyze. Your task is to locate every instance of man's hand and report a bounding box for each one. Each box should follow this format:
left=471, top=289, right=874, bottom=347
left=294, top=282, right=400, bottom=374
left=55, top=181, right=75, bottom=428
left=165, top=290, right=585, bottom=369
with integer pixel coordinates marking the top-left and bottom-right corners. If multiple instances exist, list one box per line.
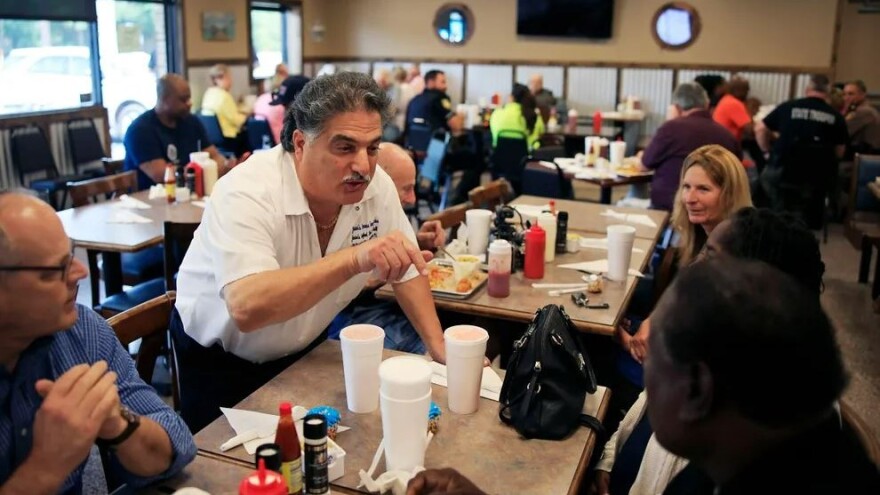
left=353, top=231, right=429, bottom=282
left=416, top=220, right=446, bottom=250
left=30, top=362, right=120, bottom=480
left=588, top=470, right=611, bottom=495
left=628, top=319, right=651, bottom=364
left=406, top=468, right=486, bottom=495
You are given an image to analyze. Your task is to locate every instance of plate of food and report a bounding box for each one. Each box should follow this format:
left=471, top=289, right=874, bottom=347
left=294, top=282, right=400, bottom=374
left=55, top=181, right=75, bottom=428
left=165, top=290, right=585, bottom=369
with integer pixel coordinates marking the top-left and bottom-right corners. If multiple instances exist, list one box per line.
left=427, top=256, right=488, bottom=299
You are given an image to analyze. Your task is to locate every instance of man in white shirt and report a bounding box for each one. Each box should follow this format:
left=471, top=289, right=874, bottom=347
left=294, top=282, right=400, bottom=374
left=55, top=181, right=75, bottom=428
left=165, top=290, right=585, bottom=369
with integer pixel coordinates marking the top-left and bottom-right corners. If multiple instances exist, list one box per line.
left=172, top=72, right=447, bottom=432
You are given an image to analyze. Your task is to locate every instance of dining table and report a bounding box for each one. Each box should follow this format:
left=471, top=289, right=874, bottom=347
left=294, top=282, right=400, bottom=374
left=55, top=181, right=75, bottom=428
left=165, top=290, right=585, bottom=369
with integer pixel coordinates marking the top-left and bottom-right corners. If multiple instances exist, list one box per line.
left=56, top=190, right=205, bottom=306
left=375, top=196, right=669, bottom=336
left=188, top=340, right=610, bottom=495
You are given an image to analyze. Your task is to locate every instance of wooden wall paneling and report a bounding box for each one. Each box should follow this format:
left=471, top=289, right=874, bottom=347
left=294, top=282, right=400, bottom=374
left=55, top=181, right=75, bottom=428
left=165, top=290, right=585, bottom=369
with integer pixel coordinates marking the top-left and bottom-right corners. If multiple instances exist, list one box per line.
left=514, top=65, right=565, bottom=99
left=465, top=64, right=513, bottom=105
left=566, top=67, right=617, bottom=115
left=620, top=68, right=675, bottom=140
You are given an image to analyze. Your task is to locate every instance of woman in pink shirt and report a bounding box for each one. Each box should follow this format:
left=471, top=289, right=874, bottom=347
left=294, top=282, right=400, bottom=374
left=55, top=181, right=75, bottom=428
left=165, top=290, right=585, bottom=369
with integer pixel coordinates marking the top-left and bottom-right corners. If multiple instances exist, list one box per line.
left=253, top=74, right=310, bottom=146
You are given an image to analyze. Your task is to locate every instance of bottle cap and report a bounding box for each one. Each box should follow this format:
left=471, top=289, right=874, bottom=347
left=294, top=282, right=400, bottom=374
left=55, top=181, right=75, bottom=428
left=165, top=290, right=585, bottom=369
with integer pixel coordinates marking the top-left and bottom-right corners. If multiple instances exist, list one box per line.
left=489, top=239, right=511, bottom=252
left=255, top=443, right=283, bottom=472
left=303, top=414, right=327, bottom=440
left=239, top=459, right=287, bottom=495
left=279, top=402, right=292, bottom=416
left=557, top=211, right=568, bottom=221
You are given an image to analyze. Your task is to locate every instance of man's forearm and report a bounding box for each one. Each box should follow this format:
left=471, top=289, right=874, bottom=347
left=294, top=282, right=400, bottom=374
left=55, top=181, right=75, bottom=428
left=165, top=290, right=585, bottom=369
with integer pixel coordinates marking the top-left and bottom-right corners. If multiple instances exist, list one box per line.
left=225, top=248, right=361, bottom=332
left=756, top=125, right=772, bottom=153
left=0, top=458, right=67, bottom=495
left=113, top=417, right=174, bottom=477
left=394, top=276, right=445, bottom=360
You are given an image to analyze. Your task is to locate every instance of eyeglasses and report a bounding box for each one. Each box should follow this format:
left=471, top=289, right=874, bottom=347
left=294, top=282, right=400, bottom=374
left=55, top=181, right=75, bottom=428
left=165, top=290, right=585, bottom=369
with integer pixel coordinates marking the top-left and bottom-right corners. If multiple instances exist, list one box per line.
left=570, top=292, right=610, bottom=309
left=0, top=243, right=77, bottom=283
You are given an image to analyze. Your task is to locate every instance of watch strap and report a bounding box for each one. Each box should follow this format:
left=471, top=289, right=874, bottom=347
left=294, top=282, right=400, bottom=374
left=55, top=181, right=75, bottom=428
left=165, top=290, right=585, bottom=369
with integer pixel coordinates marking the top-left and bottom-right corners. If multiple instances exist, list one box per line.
left=96, top=406, right=140, bottom=450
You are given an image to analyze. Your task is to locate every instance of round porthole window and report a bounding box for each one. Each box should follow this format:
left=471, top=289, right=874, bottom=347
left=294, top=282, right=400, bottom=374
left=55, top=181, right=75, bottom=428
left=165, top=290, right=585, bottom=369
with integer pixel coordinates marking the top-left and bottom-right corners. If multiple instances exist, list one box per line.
left=434, top=4, right=474, bottom=46
left=652, top=2, right=701, bottom=50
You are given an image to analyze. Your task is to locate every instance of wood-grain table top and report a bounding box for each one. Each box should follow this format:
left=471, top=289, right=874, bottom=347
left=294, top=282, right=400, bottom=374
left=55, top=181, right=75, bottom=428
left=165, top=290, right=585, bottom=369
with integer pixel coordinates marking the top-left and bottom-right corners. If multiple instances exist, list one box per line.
left=511, top=195, right=669, bottom=240
left=193, top=341, right=610, bottom=495
left=57, top=191, right=205, bottom=252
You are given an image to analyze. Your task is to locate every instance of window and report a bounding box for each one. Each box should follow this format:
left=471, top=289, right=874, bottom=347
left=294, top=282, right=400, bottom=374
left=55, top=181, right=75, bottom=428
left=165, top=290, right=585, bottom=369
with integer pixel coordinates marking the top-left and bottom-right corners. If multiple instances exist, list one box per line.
left=434, top=4, right=474, bottom=46
left=652, top=2, right=700, bottom=50
left=0, top=20, right=96, bottom=115
left=250, top=2, right=302, bottom=85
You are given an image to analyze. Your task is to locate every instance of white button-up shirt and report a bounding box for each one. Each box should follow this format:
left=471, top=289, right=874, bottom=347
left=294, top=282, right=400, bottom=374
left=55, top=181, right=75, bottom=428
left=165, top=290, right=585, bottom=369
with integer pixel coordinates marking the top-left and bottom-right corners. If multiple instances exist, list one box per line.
left=175, top=146, right=418, bottom=363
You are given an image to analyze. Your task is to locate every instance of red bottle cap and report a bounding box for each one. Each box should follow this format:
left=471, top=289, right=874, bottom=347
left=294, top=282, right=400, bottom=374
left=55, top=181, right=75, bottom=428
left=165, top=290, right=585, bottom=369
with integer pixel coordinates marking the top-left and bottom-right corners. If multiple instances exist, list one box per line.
left=279, top=402, right=292, bottom=416
left=239, top=459, right=287, bottom=495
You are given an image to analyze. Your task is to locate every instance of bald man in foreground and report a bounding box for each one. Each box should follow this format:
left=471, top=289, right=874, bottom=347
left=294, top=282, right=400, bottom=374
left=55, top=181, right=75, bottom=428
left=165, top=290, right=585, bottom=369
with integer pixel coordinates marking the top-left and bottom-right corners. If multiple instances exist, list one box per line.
left=0, top=191, right=195, bottom=492
left=329, top=143, right=445, bottom=353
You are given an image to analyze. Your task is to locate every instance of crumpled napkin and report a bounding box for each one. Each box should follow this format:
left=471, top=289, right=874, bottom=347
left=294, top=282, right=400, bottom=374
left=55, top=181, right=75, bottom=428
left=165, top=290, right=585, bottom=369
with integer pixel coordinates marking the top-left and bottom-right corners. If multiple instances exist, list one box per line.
left=147, top=184, right=166, bottom=200
left=107, top=210, right=152, bottom=224
left=112, top=194, right=151, bottom=209
left=429, top=362, right=503, bottom=401
left=558, top=260, right=644, bottom=278
left=358, top=436, right=431, bottom=495
left=601, top=209, right=657, bottom=227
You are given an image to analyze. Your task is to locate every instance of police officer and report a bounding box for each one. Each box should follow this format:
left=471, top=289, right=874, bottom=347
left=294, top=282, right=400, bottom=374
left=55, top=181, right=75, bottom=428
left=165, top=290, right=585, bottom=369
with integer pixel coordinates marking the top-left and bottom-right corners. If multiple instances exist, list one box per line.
left=404, top=70, right=462, bottom=148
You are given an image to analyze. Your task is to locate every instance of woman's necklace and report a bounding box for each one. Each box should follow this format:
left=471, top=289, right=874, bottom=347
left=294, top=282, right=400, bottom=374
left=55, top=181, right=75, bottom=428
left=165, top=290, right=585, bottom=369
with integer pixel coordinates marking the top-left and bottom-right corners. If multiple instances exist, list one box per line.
left=316, top=212, right=340, bottom=232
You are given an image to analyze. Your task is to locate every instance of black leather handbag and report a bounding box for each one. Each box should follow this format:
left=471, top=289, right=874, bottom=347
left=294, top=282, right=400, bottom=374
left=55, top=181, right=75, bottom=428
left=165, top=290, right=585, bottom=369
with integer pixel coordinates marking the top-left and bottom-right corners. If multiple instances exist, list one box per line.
left=499, top=304, right=604, bottom=440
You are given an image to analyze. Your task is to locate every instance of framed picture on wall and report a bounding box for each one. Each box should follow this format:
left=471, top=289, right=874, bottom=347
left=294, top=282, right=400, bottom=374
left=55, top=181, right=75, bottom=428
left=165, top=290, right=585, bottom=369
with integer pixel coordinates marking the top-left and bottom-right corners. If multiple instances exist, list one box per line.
left=202, top=11, right=236, bottom=41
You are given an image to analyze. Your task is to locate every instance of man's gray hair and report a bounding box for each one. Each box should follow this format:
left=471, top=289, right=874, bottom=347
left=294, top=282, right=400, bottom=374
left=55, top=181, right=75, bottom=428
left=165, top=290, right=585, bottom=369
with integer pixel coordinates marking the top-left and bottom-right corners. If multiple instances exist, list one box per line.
left=283, top=72, right=392, bottom=150
left=0, top=188, right=38, bottom=263
left=673, top=82, right=709, bottom=111
left=807, top=74, right=830, bottom=94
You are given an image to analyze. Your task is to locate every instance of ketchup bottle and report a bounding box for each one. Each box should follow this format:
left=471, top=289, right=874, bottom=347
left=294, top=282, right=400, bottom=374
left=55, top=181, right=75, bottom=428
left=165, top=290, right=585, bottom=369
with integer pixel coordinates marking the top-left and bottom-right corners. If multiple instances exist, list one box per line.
left=276, top=402, right=303, bottom=495
left=239, top=459, right=288, bottom=495
left=523, top=222, right=546, bottom=280
left=592, top=110, right=603, bottom=136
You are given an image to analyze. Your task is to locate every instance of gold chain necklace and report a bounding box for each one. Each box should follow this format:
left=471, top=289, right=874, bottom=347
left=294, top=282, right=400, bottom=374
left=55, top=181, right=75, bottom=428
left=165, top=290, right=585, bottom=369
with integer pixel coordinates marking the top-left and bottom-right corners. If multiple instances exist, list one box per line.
left=315, top=212, right=340, bottom=231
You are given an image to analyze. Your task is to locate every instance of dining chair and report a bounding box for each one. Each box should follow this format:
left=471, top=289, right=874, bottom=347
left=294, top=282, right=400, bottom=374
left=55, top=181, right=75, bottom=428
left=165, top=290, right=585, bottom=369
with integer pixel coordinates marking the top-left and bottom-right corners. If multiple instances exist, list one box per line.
left=68, top=172, right=164, bottom=310
left=10, top=125, right=90, bottom=210
left=521, top=159, right=573, bottom=200
left=405, top=121, right=435, bottom=154
left=418, top=132, right=453, bottom=211
left=245, top=117, right=274, bottom=151
left=490, top=131, right=530, bottom=195
left=66, top=118, right=110, bottom=178
left=163, top=221, right=200, bottom=291
left=424, top=202, right=471, bottom=240
left=468, top=178, right=513, bottom=211
left=843, top=154, right=880, bottom=284
left=196, top=114, right=233, bottom=156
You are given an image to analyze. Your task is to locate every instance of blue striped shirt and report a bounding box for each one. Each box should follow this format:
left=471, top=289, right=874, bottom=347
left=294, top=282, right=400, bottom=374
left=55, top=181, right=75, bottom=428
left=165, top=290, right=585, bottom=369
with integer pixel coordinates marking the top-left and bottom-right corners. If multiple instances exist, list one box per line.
left=0, top=305, right=196, bottom=493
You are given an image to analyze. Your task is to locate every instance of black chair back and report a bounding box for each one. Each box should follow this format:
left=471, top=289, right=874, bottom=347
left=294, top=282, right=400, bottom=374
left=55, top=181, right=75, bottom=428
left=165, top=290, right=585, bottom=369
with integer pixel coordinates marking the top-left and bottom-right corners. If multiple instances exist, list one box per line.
left=564, top=135, right=586, bottom=156
left=246, top=117, right=274, bottom=151
left=67, top=119, right=107, bottom=175
left=196, top=114, right=226, bottom=150
left=521, top=159, right=574, bottom=200
left=490, top=132, right=529, bottom=194
left=852, top=154, right=880, bottom=214
left=406, top=121, right=435, bottom=153
left=10, top=125, right=59, bottom=182
left=163, top=221, right=200, bottom=291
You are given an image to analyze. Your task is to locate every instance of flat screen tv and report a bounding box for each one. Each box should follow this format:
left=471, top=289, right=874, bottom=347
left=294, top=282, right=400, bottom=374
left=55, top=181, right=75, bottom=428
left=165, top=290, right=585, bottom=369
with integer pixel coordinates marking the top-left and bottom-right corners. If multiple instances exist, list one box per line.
left=517, top=0, right=614, bottom=40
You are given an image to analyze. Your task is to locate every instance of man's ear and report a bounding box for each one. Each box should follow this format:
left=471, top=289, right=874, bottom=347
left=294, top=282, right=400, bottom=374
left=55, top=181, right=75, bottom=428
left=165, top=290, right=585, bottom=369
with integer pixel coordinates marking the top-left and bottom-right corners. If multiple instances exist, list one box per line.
left=679, top=362, right=714, bottom=422
left=292, top=129, right=307, bottom=161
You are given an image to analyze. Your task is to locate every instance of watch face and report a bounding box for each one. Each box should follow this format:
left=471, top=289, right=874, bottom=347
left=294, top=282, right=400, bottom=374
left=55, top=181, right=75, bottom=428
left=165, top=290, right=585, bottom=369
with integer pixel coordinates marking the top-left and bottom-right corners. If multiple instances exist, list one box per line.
left=120, top=405, right=140, bottom=425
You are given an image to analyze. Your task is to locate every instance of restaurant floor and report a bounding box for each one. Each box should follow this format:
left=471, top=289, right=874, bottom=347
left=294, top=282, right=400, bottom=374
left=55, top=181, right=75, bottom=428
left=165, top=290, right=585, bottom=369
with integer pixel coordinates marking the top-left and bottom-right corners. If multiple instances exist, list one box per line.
left=72, top=211, right=880, bottom=443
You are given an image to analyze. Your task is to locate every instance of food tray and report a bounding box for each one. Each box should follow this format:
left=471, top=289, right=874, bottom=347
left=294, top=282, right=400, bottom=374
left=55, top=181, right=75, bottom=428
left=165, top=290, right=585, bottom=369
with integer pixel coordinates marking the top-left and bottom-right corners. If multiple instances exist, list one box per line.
left=427, top=260, right=488, bottom=300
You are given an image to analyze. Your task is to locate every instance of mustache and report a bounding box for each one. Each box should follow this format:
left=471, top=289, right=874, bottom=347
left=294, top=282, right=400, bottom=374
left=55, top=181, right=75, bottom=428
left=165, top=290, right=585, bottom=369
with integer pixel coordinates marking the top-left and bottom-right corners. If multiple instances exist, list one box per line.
left=343, top=172, right=371, bottom=183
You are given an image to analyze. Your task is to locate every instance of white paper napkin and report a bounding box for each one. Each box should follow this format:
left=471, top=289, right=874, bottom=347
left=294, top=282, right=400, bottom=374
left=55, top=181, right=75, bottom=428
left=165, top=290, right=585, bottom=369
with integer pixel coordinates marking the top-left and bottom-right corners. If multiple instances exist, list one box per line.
left=429, top=362, right=503, bottom=402
left=220, top=407, right=351, bottom=455
left=113, top=194, right=151, bottom=209
left=557, top=260, right=644, bottom=278
left=148, top=184, right=166, bottom=200
left=107, top=210, right=152, bottom=224
left=601, top=209, right=658, bottom=227
left=192, top=200, right=206, bottom=208
left=574, top=169, right=616, bottom=180
left=578, top=237, right=645, bottom=253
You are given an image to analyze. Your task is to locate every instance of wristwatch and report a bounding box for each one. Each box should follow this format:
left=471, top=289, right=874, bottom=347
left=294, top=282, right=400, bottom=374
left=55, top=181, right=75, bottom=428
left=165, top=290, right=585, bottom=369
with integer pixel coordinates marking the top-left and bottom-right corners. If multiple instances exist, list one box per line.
left=96, top=405, right=141, bottom=450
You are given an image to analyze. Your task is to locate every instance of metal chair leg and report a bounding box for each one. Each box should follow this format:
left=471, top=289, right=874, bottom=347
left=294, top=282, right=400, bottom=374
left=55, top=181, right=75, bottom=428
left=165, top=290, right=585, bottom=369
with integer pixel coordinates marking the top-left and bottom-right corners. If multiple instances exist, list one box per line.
left=859, top=236, right=872, bottom=284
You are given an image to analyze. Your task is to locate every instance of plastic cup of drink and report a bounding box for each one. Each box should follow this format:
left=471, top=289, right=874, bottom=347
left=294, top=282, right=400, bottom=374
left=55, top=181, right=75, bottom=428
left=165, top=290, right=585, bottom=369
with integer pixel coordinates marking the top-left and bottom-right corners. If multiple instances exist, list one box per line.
left=444, top=325, right=489, bottom=414
left=606, top=225, right=636, bottom=282
left=340, top=324, right=385, bottom=413
left=465, top=209, right=493, bottom=255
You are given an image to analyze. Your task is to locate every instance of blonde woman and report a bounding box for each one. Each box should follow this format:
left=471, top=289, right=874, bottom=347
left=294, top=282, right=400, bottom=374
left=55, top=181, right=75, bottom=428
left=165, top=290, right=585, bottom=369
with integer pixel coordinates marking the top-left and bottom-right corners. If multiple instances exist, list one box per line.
left=201, top=64, right=248, bottom=152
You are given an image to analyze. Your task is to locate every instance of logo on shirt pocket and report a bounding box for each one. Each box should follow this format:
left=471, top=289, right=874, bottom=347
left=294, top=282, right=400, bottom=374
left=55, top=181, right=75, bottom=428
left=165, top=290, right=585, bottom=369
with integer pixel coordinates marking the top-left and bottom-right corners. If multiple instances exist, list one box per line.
left=351, top=218, right=379, bottom=246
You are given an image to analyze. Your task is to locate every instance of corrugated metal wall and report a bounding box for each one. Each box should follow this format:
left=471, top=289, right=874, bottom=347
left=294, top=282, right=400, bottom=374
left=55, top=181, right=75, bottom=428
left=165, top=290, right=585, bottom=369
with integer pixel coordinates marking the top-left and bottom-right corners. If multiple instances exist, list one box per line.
left=796, top=74, right=814, bottom=98
left=514, top=65, right=564, bottom=98
left=675, top=69, right=730, bottom=88
left=620, top=68, right=674, bottom=139
left=420, top=63, right=465, bottom=105
left=738, top=72, right=791, bottom=105
left=465, top=64, right=513, bottom=104
left=566, top=67, right=617, bottom=115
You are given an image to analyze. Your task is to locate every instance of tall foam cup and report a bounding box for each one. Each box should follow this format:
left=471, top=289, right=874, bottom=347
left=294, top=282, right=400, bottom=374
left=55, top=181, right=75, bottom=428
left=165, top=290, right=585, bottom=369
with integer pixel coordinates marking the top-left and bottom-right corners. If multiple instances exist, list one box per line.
left=444, top=325, right=489, bottom=414
left=606, top=225, right=636, bottom=282
left=609, top=141, right=626, bottom=167
left=340, top=324, right=385, bottom=413
left=379, top=357, right=433, bottom=472
left=465, top=209, right=493, bottom=255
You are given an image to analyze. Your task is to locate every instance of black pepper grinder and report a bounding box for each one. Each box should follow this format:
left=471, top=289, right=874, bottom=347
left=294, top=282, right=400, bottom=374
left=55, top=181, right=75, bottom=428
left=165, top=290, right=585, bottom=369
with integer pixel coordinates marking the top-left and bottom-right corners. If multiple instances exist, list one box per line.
left=555, top=211, right=569, bottom=254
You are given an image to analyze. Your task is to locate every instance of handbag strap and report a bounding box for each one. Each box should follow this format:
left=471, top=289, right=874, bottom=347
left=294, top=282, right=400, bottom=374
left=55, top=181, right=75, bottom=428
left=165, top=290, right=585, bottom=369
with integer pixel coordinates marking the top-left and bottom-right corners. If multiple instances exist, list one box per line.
left=579, top=413, right=606, bottom=442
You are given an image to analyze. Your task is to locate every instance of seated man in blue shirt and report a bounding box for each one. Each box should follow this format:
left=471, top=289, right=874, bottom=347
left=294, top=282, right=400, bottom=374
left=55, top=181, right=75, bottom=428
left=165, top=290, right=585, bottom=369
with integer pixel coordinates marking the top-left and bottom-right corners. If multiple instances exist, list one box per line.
left=0, top=191, right=196, bottom=493
left=124, top=74, right=233, bottom=190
